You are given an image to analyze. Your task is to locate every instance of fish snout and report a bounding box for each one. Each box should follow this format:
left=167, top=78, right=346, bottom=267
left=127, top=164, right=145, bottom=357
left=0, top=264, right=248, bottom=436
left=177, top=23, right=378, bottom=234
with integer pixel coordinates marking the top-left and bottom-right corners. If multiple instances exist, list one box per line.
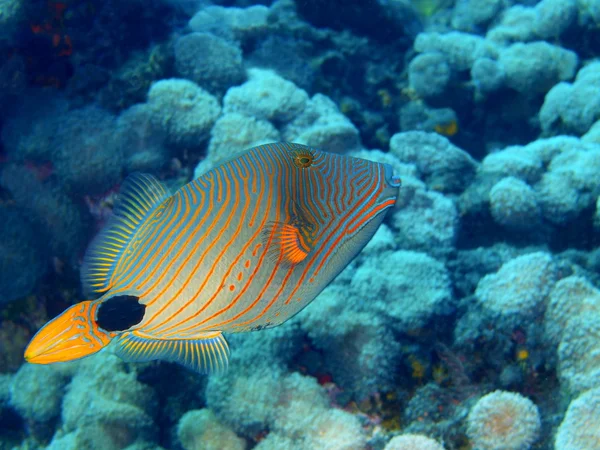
left=25, top=300, right=111, bottom=364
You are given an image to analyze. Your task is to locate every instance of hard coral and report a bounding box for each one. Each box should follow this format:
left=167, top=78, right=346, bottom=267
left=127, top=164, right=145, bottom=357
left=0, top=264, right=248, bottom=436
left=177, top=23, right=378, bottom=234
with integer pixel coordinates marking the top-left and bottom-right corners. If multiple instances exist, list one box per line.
left=223, top=69, right=308, bottom=124
left=475, top=252, right=557, bottom=321
left=408, top=53, right=451, bottom=99
left=498, top=42, right=578, bottom=95
left=146, top=78, right=221, bottom=150
left=389, top=131, right=477, bottom=193
left=283, top=94, right=361, bottom=154
left=385, top=434, right=445, bottom=450
left=489, top=177, right=540, bottom=231
left=414, top=31, right=498, bottom=72
left=555, top=387, right=600, bottom=450
left=207, top=113, right=280, bottom=167
left=558, top=304, right=600, bottom=395
left=391, top=185, right=459, bottom=257
left=540, top=62, right=600, bottom=136
left=466, top=391, right=541, bottom=450
left=177, top=409, right=246, bottom=450
left=174, top=32, right=246, bottom=96
left=189, top=5, right=270, bottom=43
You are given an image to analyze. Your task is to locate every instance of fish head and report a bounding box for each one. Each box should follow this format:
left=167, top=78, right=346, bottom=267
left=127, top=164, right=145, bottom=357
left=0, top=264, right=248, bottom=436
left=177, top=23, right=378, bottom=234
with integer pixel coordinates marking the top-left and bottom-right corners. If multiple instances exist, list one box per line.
left=336, top=155, right=401, bottom=245
left=300, top=149, right=401, bottom=283
left=24, top=300, right=112, bottom=365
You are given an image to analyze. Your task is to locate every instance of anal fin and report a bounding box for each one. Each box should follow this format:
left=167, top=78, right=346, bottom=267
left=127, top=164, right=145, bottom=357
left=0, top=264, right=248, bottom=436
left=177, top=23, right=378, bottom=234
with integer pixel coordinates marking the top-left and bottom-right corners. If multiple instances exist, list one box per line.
left=114, top=331, right=229, bottom=374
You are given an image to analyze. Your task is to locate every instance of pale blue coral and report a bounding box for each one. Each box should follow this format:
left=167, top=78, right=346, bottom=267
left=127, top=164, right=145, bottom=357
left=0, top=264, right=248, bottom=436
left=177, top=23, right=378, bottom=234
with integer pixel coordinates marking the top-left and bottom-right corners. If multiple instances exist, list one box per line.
left=475, top=252, right=557, bottom=321
left=391, top=186, right=459, bottom=256
left=557, top=302, right=600, bottom=395
left=205, top=112, right=280, bottom=168
left=57, top=352, right=158, bottom=448
left=486, top=0, right=577, bottom=44
left=282, top=94, right=360, bottom=153
left=177, top=409, right=246, bottom=450
left=498, top=42, right=578, bottom=95
left=389, top=131, right=477, bottom=193
left=451, top=0, right=503, bottom=32
left=385, top=434, right=446, bottom=450
left=352, top=250, right=453, bottom=330
left=9, top=364, right=71, bottom=424
left=414, top=31, right=498, bottom=72
left=540, top=62, right=600, bottom=136
left=146, top=78, right=221, bottom=150
left=489, top=177, right=540, bottom=230
left=555, top=387, right=600, bottom=450
left=174, top=32, right=246, bottom=95
left=408, top=53, right=451, bottom=99
left=115, top=104, right=169, bottom=173
left=535, top=141, right=600, bottom=224
left=189, top=5, right=270, bottom=43
left=223, top=69, right=308, bottom=124
left=544, top=276, right=600, bottom=346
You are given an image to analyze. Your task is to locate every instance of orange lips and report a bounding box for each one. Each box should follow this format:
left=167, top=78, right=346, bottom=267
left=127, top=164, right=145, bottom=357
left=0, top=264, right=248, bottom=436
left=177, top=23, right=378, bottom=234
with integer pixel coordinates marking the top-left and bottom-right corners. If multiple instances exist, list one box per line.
left=25, top=301, right=111, bottom=364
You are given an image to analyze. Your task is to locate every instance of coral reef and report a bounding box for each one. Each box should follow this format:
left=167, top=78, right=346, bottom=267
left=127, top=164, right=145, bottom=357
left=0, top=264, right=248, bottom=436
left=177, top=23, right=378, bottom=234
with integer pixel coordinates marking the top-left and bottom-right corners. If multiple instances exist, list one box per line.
left=1, top=0, right=599, bottom=448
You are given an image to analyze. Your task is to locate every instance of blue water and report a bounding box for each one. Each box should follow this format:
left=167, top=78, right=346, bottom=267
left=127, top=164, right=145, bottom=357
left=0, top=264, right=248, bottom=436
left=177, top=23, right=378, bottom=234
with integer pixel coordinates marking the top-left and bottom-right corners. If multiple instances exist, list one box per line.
left=1, top=0, right=599, bottom=449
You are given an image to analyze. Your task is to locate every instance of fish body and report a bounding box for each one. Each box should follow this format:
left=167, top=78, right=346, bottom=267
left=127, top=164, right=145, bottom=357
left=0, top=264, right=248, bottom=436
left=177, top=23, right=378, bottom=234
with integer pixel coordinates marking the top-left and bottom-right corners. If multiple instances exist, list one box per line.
left=25, top=143, right=401, bottom=373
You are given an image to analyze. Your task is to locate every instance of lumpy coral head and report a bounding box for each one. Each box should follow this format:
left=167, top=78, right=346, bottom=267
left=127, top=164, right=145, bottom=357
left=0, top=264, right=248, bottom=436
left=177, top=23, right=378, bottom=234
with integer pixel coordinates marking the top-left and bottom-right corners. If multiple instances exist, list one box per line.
left=467, top=390, right=541, bottom=450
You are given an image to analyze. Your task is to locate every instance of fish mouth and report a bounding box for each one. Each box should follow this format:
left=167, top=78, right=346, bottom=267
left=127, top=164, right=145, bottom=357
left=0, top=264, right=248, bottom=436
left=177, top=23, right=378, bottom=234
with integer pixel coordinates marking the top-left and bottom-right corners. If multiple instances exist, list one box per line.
left=25, top=301, right=111, bottom=364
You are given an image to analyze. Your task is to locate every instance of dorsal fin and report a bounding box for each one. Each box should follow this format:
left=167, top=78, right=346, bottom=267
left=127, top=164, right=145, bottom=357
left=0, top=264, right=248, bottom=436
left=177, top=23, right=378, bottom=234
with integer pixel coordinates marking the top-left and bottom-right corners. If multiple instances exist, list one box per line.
left=81, top=173, right=170, bottom=297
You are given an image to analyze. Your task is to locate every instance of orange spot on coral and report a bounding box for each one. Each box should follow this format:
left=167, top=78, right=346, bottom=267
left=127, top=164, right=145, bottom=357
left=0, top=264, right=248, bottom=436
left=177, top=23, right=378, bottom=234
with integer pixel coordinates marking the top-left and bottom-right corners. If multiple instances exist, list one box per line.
left=244, top=260, right=251, bottom=268
left=237, top=272, right=243, bottom=281
left=229, top=285, right=235, bottom=291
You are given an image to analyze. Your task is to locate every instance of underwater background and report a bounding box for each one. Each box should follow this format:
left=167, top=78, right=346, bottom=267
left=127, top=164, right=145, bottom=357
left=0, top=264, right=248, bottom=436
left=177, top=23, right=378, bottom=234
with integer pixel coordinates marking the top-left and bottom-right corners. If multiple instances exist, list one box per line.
left=1, top=0, right=600, bottom=449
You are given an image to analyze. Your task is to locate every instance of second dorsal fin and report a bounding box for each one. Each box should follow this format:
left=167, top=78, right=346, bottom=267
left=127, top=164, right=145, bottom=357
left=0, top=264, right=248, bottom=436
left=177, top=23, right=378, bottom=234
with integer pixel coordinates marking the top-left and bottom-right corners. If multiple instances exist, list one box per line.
left=81, top=173, right=171, bottom=297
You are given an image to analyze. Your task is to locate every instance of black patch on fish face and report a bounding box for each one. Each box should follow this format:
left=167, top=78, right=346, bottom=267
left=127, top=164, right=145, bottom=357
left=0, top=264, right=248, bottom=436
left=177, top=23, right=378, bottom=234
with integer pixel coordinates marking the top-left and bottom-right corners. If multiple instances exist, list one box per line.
left=95, top=295, right=145, bottom=332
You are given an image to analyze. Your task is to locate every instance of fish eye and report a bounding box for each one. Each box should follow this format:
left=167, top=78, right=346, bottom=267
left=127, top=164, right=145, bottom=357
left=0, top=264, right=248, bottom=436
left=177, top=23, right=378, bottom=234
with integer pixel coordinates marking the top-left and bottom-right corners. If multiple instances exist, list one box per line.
left=292, top=149, right=315, bottom=168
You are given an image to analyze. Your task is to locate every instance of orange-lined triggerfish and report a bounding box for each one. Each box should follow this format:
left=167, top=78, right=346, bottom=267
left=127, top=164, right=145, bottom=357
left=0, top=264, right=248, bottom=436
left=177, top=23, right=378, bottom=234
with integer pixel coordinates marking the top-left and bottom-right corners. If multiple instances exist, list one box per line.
left=25, top=143, right=401, bottom=373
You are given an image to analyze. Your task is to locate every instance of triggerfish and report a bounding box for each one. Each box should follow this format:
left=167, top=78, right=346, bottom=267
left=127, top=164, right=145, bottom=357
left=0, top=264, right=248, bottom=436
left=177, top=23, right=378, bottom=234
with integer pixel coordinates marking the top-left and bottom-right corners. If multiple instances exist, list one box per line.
left=25, top=143, right=401, bottom=373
